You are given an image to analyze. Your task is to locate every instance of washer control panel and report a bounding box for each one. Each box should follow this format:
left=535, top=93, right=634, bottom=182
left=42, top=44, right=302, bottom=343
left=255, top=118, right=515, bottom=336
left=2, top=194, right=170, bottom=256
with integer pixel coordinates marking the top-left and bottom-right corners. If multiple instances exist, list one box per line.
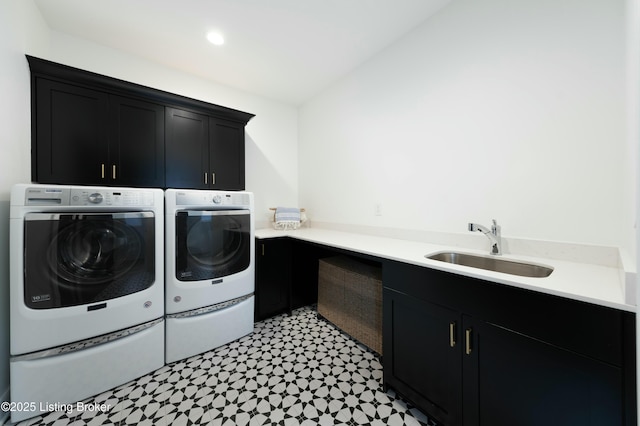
left=23, top=186, right=156, bottom=207
left=87, top=193, right=104, bottom=204
left=69, top=188, right=155, bottom=206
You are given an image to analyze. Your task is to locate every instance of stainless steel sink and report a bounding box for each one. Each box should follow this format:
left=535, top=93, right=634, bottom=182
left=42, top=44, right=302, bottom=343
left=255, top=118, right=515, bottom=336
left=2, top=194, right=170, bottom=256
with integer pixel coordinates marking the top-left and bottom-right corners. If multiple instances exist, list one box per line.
left=425, top=252, right=553, bottom=278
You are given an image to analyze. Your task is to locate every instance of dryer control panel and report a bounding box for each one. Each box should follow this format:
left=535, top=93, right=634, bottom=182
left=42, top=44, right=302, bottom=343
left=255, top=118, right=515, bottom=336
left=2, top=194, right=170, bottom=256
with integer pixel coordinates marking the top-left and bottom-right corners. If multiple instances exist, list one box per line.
left=174, top=190, right=252, bottom=208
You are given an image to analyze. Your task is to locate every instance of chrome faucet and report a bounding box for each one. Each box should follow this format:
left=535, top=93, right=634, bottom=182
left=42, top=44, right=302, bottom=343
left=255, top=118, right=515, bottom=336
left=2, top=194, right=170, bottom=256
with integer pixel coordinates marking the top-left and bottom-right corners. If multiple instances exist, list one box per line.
left=469, top=219, right=502, bottom=255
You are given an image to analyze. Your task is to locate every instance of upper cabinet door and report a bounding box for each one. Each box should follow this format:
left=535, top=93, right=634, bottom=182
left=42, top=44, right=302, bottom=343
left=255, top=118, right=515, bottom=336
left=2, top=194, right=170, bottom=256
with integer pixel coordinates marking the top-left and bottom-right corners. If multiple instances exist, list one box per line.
left=165, top=107, right=209, bottom=189
left=34, top=79, right=109, bottom=185
left=109, top=96, right=165, bottom=188
left=209, top=117, right=245, bottom=190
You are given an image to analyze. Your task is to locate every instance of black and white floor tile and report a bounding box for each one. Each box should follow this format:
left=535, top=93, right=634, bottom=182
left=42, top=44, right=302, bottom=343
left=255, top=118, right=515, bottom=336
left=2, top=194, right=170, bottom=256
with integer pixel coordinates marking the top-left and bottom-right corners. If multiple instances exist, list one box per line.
left=15, top=306, right=438, bottom=426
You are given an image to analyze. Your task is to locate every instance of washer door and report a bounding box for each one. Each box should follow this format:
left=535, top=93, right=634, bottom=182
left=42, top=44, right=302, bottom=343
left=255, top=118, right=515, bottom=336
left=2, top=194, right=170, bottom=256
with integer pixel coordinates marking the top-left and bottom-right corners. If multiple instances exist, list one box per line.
left=23, top=212, right=156, bottom=309
left=175, top=210, right=250, bottom=281
left=52, top=219, right=141, bottom=285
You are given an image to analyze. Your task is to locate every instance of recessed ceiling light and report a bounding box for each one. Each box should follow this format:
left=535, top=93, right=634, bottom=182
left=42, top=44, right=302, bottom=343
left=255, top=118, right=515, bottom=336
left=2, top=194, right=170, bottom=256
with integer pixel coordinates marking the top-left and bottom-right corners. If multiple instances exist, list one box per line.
left=206, top=31, right=225, bottom=46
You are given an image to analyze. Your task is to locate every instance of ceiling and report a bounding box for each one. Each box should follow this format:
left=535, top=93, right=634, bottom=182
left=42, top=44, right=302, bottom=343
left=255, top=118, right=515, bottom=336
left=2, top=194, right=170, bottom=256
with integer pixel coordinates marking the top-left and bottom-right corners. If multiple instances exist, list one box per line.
left=34, top=0, right=451, bottom=105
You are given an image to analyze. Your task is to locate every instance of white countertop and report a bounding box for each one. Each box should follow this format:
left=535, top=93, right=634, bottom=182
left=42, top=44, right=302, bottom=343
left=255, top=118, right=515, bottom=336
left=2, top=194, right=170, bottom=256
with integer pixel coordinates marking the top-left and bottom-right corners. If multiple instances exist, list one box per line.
left=256, top=227, right=636, bottom=313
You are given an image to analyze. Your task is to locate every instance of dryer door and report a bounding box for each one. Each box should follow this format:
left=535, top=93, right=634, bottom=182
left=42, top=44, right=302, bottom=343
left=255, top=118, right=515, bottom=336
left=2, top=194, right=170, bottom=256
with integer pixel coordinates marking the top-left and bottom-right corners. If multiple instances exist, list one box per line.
left=175, top=210, right=250, bottom=281
left=23, top=212, right=156, bottom=309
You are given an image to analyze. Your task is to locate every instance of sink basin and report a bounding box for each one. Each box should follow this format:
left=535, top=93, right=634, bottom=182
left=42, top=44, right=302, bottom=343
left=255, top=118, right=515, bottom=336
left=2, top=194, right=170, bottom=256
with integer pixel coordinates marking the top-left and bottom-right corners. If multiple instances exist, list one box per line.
left=425, top=252, right=553, bottom=278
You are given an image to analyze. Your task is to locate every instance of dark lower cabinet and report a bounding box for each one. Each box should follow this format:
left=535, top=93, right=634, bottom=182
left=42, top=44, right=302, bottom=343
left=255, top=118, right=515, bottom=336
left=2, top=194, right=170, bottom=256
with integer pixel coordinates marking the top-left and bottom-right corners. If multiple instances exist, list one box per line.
left=252, top=239, right=636, bottom=425
left=383, top=260, right=636, bottom=426
left=384, top=289, right=462, bottom=424
left=255, top=238, right=292, bottom=321
left=254, top=239, right=343, bottom=320
left=463, top=316, right=623, bottom=426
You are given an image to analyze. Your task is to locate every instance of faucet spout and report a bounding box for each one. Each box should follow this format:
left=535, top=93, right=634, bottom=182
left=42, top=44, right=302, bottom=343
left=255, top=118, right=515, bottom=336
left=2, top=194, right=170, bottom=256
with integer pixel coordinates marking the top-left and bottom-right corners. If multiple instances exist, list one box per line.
left=468, top=219, right=502, bottom=255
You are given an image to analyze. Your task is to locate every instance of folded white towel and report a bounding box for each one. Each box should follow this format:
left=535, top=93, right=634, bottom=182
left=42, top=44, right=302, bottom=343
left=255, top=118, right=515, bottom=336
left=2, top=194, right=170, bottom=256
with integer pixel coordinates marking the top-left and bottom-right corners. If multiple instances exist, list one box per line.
left=275, top=207, right=301, bottom=223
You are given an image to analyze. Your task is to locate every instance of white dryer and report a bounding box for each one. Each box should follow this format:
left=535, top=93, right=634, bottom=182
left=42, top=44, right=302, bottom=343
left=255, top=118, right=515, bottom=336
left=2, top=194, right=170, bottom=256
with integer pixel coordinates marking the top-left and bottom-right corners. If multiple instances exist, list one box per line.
left=9, top=184, right=165, bottom=423
left=165, top=189, right=254, bottom=363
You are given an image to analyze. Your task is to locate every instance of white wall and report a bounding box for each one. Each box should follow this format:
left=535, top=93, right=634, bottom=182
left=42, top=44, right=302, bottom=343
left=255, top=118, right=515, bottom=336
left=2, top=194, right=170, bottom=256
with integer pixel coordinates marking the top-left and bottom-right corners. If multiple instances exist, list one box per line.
left=299, top=0, right=634, bottom=253
left=0, top=0, right=50, bottom=415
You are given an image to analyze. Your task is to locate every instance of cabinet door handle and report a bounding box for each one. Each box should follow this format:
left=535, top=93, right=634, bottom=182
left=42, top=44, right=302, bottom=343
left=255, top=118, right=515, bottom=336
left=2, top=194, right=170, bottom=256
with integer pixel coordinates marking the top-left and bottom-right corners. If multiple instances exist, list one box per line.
left=449, top=322, right=456, bottom=347
left=465, top=328, right=473, bottom=355
left=204, top=173, right=208, bottom=184
left=101, top=164, right=105, bottom=179
left=112, top=165, right=116, bottom=180
left=261, top=244, right=265, bottom=256
left=211, top=172, right=216, bottom=185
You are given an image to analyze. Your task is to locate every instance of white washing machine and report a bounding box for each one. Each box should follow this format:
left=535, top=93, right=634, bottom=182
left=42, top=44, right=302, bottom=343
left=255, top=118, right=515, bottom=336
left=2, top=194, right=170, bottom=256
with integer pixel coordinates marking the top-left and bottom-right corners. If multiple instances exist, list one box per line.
left=165, top=189, right=254, bottom=364
left=9, top=184, right=165, bottom=423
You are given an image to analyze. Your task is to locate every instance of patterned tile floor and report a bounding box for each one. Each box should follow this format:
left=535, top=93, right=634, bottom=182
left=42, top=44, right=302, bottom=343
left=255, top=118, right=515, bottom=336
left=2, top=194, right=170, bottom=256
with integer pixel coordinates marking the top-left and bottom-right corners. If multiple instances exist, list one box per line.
left=16, top=306, right=437, bottom=426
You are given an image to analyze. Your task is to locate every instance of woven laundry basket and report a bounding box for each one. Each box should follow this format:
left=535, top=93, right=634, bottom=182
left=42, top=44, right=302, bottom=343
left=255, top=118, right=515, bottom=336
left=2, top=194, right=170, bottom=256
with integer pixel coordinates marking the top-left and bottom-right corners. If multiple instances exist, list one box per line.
left=318, top=256, right=383, bottom=355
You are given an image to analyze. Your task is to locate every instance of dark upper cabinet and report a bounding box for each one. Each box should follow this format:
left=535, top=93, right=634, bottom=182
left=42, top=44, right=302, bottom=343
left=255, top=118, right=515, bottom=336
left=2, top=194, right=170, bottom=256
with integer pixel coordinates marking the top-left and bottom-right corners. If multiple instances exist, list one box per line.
left=34, top=79, right=110, bottom=185
left=109, top=96, right=165, bottom=187
left=165, top=108, right=209, bottom=189
left=164, top=109, right=247, bottom=190
left=33, top=79, right=164, bottom=187
left=209, top=117, right=245, bottom=190
left=28, top=55, right=254, bottom=189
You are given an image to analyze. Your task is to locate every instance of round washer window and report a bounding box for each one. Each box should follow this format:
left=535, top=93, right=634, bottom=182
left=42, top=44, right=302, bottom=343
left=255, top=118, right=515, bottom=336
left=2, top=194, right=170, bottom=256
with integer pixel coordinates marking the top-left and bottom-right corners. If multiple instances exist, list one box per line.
left=49, top=221, right=142, bottom=285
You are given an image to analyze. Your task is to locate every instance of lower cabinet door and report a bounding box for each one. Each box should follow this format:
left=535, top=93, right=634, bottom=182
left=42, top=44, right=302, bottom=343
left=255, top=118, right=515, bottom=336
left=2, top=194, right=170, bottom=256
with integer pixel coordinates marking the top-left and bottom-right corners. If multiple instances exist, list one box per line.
left=383, top=288, right=462, bottom=425
left=255, top=239, right=292, bottom=321
left=462, top=317, right=623, bottom=426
